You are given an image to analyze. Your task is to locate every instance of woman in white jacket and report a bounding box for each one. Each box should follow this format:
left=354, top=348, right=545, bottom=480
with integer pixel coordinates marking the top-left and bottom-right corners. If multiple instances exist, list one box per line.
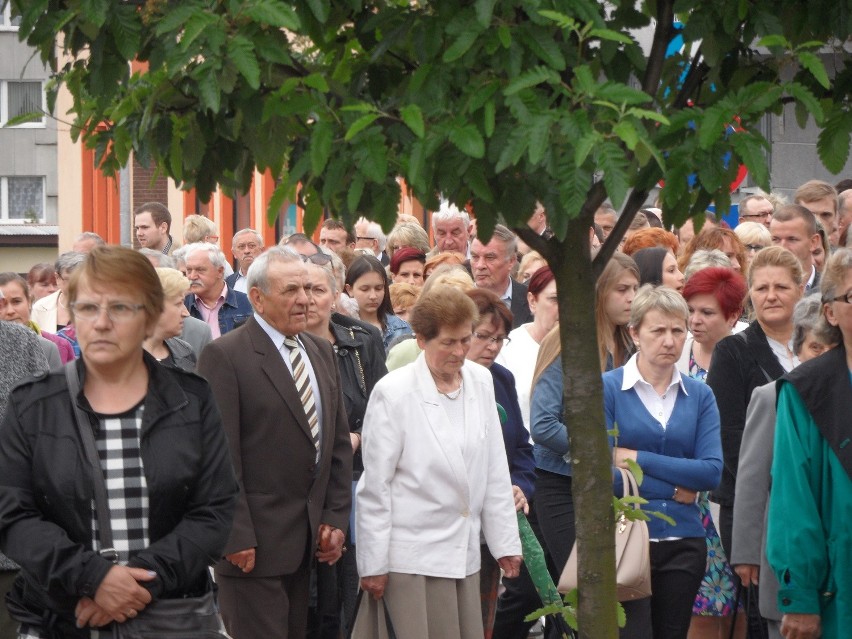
left=353, top=284, right=522, bottom=639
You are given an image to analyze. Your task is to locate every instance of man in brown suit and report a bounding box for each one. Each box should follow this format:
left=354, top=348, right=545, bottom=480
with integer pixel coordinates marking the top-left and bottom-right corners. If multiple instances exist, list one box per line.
left=197, top=247, right=352, bottom=638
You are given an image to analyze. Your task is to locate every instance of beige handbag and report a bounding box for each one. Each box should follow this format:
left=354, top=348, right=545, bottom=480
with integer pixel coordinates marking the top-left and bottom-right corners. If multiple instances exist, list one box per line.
left=557, top=467, right=651, bottom=601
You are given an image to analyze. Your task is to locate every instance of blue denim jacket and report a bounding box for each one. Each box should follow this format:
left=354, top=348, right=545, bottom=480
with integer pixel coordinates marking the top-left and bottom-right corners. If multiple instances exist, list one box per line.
left=185, top=286, right=253, bottom=337
left=382, top=313, right=411, bottom=351
left=530, top=358, right=571, bottom=476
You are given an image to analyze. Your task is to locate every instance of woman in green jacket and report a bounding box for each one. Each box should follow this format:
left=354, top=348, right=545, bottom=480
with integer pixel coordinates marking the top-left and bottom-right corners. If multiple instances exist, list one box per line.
left=767, top=249, right=852, bottom=639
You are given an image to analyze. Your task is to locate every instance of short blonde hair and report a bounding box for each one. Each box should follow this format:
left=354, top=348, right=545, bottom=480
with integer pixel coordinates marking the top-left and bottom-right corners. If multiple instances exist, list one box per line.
left=424, top=252, right=466, bottom=279
left=629, top=284, right=688, bottom=329
left=389, top=282, right=420, bottom=312
left=183, top=214, right=217, bottom=244
left=734, top=221, right=771, bottom=248
left=155, top=267, right=191, bottom=299
left=387, top=223, right=430, bottom=258
left=421, top=264, right=475, bottom=293
left=518, top=251, right=546, bottom=281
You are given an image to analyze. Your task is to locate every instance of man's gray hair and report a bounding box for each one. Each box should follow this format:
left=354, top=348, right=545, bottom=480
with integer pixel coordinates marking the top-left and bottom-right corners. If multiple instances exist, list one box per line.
left=683, top=249, right=731, bottom=281
left=138, top=248, right=176, bottom=269
left=246, top=246, right=302, bottom=297
left=74, top=231, right=106, bottom=246
left=55, top=251, right=87, bottom=275
left=366, top=221, right=387, bottom=252
left=183, top=242, right=226, bottom=269
left=431, top=201, right=470, bottom=231
left=489, top=224, right=518, bottom=260
left=792, top=293, right=834, bottom=356
left=738, top=193, right=773, bottom=216
left=232, top=228, right=263, bottom=248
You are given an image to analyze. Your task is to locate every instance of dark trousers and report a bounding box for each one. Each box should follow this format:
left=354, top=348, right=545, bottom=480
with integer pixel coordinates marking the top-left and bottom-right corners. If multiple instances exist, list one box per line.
left=533, top=470, right=575, bottom=574
left=719, top=505, right=768, bottom=639
left=493, top=502, right=564, bottom=639
left=622, top=537, right=706, bottom=639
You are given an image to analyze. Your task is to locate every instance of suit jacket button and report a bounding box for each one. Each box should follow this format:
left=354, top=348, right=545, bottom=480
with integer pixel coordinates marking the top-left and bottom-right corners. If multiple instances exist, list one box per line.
left=782, top=598, right=791, bottom=606
left=461, top=510, right=469, bottom=517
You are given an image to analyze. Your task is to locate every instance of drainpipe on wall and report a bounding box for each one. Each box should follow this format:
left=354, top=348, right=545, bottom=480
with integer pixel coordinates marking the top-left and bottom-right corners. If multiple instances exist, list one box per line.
left=120, top=164, right=131, bottom=246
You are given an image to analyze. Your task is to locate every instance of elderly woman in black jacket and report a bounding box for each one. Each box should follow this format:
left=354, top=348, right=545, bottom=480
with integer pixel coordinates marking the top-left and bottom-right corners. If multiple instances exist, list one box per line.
left=0, top=246, right=238, bottom=639
left=303, top=255, right=388, bottom=637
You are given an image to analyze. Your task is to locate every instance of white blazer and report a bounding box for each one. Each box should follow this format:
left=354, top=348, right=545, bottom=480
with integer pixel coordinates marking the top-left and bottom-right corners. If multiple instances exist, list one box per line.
left=355, top=354, right=521, bottom=579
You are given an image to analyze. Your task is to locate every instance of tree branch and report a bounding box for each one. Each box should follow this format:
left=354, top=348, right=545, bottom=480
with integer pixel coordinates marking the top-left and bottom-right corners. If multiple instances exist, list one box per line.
left=641, top=0, right=674, bottom=96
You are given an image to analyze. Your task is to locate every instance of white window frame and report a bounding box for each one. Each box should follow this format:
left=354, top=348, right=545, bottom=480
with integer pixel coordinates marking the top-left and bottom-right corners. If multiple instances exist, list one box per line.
left=0, top=4, right=20, bottom=31
left=0, top=176, right=46, bottom=223
left=0, top=80, right=46, bottom=128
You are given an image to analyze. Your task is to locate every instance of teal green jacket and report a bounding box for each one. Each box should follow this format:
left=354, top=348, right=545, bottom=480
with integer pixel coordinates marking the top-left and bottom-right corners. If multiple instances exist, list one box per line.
left=767, top=379, right=852, bottom=637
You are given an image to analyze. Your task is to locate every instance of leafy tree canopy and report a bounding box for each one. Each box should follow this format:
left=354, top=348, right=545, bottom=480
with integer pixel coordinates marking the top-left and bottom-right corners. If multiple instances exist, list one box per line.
left=10, top=0, right=852, bottom=245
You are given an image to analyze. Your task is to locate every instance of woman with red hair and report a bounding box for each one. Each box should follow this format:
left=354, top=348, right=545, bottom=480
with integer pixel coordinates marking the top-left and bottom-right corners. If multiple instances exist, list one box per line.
left=621, top=227, right=680, bottom=257
left=678, top=266, right=748, bottom=639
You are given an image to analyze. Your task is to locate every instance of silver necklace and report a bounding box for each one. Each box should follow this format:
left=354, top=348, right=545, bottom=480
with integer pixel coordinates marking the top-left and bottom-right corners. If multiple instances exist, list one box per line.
left=439, top=376, right=464, bottom=400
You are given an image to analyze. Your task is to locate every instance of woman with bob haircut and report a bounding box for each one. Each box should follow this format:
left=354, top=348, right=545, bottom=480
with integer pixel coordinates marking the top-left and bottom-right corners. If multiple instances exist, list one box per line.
left=621, top=227, right=680, bottom=257
left=353, top=285, right=521, bottom=639
left=386, top=223, right=430, bottom=260
left=142, top=268, right=195, bottom=371
left=345, top=254, right=410, bottom=350
left=633, top=247, right=685, bottom=292
left=388, top=247, right=426, bottom=288
left=606, top=285, right=722, bottom=639
left=0, top=246, right=238, bottom=638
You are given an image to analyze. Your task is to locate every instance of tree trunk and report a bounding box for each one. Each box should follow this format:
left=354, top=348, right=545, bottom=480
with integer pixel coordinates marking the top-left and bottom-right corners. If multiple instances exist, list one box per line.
left=552, top=216, right=619, bottom=638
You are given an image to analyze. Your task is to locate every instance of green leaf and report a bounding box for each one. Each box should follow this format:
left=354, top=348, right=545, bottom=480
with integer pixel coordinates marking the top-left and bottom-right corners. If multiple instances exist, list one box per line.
left=304, top=73, right=329, bottom=92
left=181, top=12, right=218, bottom=50
left=698, top=104, right=732, bottom=149
left=588, top=28, right=634, bottom=46
left=572, top=66, right=596, bottom=94
left=817, top=112, right=852, bottom=174
left=613, top=121, right=638, bottom=150
left=228, top=36, right=261, bottom=89
left=786, top=82, right=824, bottom=123
left=497, top=25, right=511, bottom=48
left=111, top=5, right=142, bottom=60
left=345, top=114, right=380, bottom=141
left=400, top=104, right=425, bottom=138
left=730, top=134, right=770, bottom=189
left=197, top=69, right=221, bottom=112
left=310, top=121, right=333, bottom=174
left=474, top=0, right=496, bottom=27
left=527, top=115, right=552, bottom=165
left=648, top=511, right=677, bottom=526
left=359, top=134, right=389, bottom=182
left=537, top=10, right=577, bottom=30
left=798, top=51, right=830, bottom=89
left=756, top=34, right=787, bottom=48
left=244, top=1, right=301, bottom=29
left=483, top=100, right=496, bottom=138
left=302, top=186, right=324, bottom=234
left=443, top=29, right=479, bottom=63
left=154, top=4, right=198, bottom=35
left=81, top=0, right=109, bottom=28
left=347, top=172, right=365, bottom=213
left=266, top=183, right=290, bottom=227
left=449, top=124, right=485, bottom=159
left=595, top=82, right=651, bottom=105
left=306, top=0, right=331, bottom=24
left=736, top=83, right=783, bottom=115
left=597, top=140, right=629, bottom=208
left=495, top=127, right=529, bottom=173
left=504, top=66, right=561, bottom=96
left=574, top=132, right=598, bottom=167
left=624, top=458, right=644, bottom=485
left=3, top=111, right=44, bottom=127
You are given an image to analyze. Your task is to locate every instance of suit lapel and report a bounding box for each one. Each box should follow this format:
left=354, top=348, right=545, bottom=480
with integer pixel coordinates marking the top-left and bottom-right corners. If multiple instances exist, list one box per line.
left=247, top=318, right=314, bottom=445
left=415, top=357, right=472, bottom=507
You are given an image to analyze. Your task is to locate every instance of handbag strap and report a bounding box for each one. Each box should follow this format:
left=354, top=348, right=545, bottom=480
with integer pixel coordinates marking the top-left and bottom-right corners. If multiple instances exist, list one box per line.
left=618, top=467, right=641, bottom=509
left=64, top=363, right=118, bottom=561
left=346, top=589, right=397, bottom=638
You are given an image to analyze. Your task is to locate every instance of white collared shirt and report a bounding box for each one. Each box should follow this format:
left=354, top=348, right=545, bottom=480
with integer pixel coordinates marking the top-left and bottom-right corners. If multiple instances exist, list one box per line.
left=254, top=313, right=324, bottom=436
left=500, top=278, right=513, bottom=309
left=621, top=353, right=688, bottom=430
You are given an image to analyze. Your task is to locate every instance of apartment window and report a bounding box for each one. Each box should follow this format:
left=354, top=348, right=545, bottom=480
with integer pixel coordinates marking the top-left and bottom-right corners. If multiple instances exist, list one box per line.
left=0, top=4, right=22, bottom=30
left=1, top=177, right=45, bottom=222
left=0, top=81, right=45, bottom=127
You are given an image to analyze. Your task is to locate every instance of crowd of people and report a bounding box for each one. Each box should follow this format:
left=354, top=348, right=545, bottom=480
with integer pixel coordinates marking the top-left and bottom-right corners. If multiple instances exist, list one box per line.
left=0, top=180, right=849, bottom=639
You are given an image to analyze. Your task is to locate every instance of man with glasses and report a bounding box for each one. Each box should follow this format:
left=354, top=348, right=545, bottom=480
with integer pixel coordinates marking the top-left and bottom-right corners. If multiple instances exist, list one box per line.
left=354, top=217, right=389, bottom=265
left=227, top=229, right=265, bottom=293
left=470, top=225, right=533, bottom=329
left=738, top=194, right=775, bottom=228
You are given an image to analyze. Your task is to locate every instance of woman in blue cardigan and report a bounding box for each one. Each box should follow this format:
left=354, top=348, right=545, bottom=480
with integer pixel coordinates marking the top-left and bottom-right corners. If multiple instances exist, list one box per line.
left=605, top=285, right=722, bottom=639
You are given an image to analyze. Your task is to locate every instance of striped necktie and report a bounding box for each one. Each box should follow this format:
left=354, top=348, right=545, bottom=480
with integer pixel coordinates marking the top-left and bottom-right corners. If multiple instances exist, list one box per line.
left=284, top=336, right=320, bottom=461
